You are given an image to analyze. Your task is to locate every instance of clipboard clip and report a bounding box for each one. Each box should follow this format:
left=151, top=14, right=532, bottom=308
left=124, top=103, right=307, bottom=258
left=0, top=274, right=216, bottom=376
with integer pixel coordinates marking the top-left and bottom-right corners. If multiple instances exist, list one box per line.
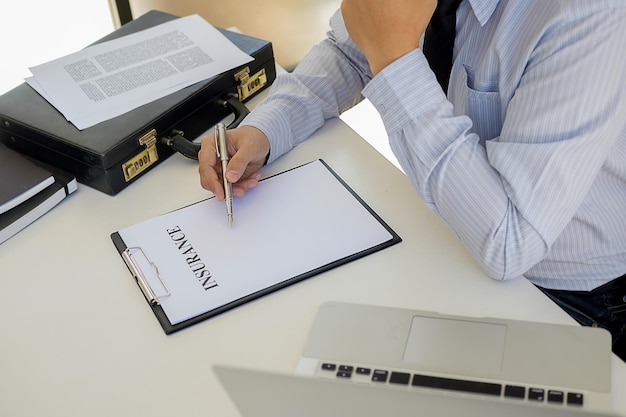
left=122, top=246, right=171, bottom=305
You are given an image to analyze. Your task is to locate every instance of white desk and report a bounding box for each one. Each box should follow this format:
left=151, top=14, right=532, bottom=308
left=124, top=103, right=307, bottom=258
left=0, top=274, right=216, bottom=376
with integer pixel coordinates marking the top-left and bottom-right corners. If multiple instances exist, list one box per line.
left=1, top=94, right=625, bottom=416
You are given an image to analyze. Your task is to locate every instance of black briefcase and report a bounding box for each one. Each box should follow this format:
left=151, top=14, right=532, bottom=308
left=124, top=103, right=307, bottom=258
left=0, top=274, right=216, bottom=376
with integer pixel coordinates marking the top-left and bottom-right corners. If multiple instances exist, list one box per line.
left=0, top=10, right=276, bottom=195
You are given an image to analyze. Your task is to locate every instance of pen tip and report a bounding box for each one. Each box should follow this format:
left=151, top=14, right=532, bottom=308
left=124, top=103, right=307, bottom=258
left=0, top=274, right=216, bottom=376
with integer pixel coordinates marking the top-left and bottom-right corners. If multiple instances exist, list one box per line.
left=228, top=215, right=233, bottom=226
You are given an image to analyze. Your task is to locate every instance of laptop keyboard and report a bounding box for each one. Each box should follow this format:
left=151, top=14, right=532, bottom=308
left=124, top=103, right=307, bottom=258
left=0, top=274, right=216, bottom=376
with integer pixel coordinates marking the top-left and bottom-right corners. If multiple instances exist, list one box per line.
left=317, top=362, right=585, bottom=407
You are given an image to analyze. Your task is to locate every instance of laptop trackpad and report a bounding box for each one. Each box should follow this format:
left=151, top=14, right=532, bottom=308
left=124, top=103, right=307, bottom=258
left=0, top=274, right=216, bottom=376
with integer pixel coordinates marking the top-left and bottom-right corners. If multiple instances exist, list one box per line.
left=403, top=316, right=507, bottom=375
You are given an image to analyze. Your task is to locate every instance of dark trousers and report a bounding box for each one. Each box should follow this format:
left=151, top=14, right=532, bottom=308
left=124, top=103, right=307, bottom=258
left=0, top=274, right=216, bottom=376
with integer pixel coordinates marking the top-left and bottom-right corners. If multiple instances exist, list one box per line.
left=537, top=274, right=626, bottom=363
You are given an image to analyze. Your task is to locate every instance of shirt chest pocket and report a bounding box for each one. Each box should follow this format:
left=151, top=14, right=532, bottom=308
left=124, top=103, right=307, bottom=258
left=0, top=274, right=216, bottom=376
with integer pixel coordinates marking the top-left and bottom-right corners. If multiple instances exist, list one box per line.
left=456, top=64, right=503, bottom=142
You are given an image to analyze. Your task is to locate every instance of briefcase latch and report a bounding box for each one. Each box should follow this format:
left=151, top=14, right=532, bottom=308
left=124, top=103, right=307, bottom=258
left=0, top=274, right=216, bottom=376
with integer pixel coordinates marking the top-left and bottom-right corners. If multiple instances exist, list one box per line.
left=234, top=66, right=268, bottom=101
left=122, top=129, right=159, bottom=182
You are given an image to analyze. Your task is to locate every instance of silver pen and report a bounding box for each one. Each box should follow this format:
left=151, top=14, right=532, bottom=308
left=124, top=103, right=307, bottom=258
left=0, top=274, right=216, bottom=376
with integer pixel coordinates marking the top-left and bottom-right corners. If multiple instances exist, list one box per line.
left=215, top=122, right=233, bottom=226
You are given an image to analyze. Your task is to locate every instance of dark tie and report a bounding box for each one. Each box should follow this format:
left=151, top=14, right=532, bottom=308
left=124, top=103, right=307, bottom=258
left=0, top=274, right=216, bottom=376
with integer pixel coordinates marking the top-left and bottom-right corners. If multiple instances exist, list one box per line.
left=422, top=0, right=462, bottom=93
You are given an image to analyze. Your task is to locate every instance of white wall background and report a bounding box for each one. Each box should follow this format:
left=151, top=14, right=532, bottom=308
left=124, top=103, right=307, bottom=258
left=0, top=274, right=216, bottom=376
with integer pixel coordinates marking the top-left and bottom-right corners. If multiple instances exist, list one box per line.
left=0, top=0, right=114, bottom=94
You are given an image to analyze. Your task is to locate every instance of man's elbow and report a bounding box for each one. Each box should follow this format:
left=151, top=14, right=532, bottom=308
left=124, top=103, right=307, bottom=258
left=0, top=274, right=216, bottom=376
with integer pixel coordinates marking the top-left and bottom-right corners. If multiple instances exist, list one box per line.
left=478, top=259, right=530, bottom=282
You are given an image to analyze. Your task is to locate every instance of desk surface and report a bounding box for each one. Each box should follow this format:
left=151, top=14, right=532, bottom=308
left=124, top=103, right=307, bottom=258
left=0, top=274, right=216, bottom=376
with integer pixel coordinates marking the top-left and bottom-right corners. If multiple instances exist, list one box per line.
left=1, top=94, right=625, bottom=416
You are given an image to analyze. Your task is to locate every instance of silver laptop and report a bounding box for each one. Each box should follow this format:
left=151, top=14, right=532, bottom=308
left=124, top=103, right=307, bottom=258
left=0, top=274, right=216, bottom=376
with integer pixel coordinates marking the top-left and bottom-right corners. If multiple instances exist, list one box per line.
left=295, top=302, right=613, bottom=412
left=214, top=365, right=621, bottom=417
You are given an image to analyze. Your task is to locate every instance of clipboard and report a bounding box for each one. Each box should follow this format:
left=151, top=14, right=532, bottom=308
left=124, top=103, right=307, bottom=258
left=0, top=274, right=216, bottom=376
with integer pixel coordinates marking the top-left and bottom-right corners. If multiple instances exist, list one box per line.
left=111, top=160, right=401, bottom=334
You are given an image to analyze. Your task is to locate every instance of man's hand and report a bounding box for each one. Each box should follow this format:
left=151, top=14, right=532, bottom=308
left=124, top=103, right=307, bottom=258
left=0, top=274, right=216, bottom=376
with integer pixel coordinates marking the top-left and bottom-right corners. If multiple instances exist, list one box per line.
left=341, top=0, right=436, bottom=75
left=198, top=125, right=270, bottom=199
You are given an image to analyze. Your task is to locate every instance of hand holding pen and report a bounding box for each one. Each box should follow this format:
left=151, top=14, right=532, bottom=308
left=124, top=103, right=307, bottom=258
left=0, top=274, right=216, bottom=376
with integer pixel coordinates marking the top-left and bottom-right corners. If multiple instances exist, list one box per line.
left=198, top=125, right=272, bottom=222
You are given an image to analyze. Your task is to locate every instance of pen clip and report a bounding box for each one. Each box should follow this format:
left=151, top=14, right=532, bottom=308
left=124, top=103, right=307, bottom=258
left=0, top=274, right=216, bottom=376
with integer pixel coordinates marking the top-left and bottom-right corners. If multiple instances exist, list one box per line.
left=215, top=123, right=228, bottom=162
left=214, top=125, right=221, bottom=158
left=122, top=246, right=171, bottom=305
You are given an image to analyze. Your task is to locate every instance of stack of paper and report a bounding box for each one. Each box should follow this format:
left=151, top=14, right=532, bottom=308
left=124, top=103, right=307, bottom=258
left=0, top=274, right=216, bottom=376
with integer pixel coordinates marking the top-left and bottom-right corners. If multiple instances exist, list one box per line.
left=25, top=15, right=253, bottom=130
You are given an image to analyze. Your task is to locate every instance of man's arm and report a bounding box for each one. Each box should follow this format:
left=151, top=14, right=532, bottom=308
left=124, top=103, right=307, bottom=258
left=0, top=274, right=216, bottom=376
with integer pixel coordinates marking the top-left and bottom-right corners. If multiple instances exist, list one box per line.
left=198, top=10, right=368, bottom=198
left=363, top=3, right=626, bottom=281
left=240, top=10, right=372, bottom=164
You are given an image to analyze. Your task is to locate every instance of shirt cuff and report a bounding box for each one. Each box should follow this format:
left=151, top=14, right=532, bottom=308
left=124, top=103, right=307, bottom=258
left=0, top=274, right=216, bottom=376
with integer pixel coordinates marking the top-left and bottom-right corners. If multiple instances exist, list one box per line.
left=241, top=103, right=293, bottom=165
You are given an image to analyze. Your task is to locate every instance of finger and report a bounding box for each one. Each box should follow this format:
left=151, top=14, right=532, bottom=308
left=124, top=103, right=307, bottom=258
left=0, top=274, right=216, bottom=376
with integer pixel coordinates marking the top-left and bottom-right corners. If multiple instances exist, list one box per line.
left=231, top=172, right=262, bottom=197
left=224, top=144, right=255, bottom=184
left=224, top=127, right=269, bottom=183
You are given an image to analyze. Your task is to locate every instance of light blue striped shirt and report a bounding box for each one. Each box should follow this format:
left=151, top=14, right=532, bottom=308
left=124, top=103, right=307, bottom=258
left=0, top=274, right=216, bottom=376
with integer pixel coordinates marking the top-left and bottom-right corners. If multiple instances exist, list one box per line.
left=242, top=0, right=626, bottom=291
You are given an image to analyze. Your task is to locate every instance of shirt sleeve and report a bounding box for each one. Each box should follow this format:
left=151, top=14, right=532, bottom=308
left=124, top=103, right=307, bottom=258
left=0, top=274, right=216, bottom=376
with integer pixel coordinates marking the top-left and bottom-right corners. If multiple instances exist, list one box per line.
left=241, top=10, right=371, bottom=163
left=363, top=8, right=626, bottom=280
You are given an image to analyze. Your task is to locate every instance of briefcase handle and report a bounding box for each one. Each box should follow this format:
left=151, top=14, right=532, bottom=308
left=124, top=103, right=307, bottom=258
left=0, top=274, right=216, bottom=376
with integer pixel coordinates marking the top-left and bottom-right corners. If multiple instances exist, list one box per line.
left=162, top=95, right=249, bottom=160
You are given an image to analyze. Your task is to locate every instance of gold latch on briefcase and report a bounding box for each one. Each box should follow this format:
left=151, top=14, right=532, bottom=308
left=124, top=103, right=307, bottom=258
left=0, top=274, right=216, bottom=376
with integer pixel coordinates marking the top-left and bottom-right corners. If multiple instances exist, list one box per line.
left=234, top=66, right=268, bottom=101
left=122, top=129, right=159, bottom=182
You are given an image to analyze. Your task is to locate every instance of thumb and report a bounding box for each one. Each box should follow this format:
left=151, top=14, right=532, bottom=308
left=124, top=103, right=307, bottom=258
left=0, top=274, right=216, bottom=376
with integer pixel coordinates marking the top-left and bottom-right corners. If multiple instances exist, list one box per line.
left=225, top=146, right=254, bottom=183
left=223, top=125, right=270, bottom=183
left=221, top=128, right=249, bottom=183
